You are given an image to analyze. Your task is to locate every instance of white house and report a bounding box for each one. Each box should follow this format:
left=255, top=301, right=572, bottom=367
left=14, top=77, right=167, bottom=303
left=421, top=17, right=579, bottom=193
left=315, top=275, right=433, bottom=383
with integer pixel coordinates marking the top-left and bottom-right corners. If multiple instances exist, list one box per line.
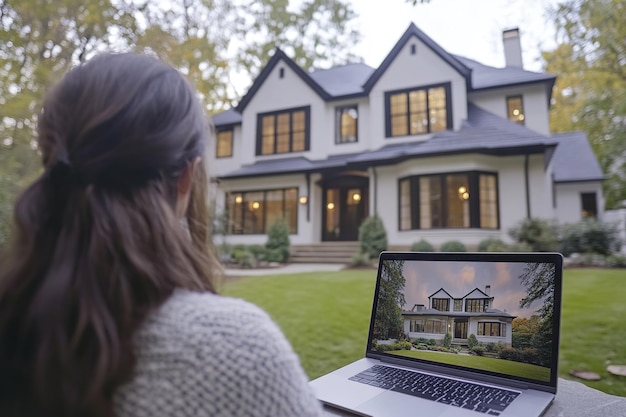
left=402, top=285, right=515, bottom=347
left=209, top=23, right=604, bottom=250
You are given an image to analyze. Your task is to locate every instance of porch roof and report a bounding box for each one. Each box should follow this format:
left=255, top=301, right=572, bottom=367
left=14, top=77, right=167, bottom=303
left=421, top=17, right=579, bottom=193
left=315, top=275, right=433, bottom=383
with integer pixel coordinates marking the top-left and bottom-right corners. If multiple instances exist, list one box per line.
left=217, top=104, right=559, bottom=180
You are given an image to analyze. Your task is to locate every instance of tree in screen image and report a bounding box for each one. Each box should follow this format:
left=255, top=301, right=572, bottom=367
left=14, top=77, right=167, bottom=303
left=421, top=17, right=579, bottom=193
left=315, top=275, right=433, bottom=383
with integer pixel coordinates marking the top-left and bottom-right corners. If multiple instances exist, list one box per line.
left=373, top=260, right=405, bottom=340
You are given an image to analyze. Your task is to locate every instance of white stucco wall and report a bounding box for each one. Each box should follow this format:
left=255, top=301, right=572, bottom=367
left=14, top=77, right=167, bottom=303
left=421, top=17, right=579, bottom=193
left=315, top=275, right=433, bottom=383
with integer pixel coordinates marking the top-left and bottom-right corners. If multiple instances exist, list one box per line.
left=554, top=181, right=605, bottom=224
left=317, top=97, right=372, bottom=157
left=215, top=174, right=316, bottom=246
left=239, top=58, right=326, bottom=165
left=368, top=34, right=468, bottom=150
left=468, top=84, right=551, bottom=136
left=207, top=124, right=243, bottom=179
left=374, top=153, right=552, bottom=248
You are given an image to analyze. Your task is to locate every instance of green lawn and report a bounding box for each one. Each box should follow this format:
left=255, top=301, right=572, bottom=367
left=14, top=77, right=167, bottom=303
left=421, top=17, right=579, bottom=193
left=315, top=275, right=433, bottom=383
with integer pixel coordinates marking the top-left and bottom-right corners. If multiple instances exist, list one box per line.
left=390, top=350, right=550, bottom=381
left=223, top=268, right=626, bottom=397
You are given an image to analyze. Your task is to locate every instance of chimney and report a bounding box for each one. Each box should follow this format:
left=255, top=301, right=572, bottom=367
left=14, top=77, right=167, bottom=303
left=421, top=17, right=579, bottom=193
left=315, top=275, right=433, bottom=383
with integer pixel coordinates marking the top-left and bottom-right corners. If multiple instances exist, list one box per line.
left=502, top=28, right=523, bottom=68
left=485, top=285, right=491, bottom=296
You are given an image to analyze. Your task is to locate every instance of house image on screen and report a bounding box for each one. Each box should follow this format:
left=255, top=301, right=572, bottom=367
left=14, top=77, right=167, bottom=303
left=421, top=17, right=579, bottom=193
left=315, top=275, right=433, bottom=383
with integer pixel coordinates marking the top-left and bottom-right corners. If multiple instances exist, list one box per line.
left=402, top=285, right=515, bottom=346
left=208, top=23, right=604, bottom=257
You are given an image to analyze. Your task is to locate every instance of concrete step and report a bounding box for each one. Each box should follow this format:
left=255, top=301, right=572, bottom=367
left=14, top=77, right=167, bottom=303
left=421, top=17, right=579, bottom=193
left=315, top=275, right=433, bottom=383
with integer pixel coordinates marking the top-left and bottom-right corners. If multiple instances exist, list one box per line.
left=290, top=242, right=360, bottom=264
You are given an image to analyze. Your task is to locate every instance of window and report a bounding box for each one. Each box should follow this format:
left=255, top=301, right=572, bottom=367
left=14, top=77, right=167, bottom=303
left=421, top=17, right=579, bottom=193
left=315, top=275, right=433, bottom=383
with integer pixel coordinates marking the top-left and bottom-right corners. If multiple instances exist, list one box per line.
left=398, top=172, right=499, bottom=230
left=507, top=96, right=525, bottom=124
left=432, top=298, right=449, bottom=311
left=256, top=107, right=309, bottom=155
left=465, top=299, right=490, bottom=313
left=385, top=83, right=451, bottom=137
left=454, top=299, right=462, bottom=312
left=227, top=188, right=298, bottom=234
left=216, top=128, right=233, bottom=158
left=581, top=192, right=597, bottom=218
left=478, top=322, right=505, bottom=337
left=410, top=319, right=446, bottom=334
left=335, top=106, right=358, bottom=143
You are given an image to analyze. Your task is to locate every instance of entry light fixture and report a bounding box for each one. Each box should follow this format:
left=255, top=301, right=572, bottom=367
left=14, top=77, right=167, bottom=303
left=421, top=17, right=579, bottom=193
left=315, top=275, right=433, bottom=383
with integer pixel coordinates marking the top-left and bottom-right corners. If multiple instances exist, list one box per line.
left=251, top=201, right=260, bottom=210
left=327, top=202, right=335, bottom=210
left=352, top=193, right=361, bottom=202
left=235, top=195, right=243, bottom=204
left=299, top=196, right=308, bottom=205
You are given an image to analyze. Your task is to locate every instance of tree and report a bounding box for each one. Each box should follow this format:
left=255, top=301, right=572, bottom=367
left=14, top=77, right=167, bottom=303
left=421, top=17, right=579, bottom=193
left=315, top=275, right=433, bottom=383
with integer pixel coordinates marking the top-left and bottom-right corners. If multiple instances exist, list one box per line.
left=519, top=262, right=556, bottom=367
left=543, top=0, right=626, bottom=208
left=0, top=0, right=361, bottom=244
left=373, top=259, right=405, bottom=340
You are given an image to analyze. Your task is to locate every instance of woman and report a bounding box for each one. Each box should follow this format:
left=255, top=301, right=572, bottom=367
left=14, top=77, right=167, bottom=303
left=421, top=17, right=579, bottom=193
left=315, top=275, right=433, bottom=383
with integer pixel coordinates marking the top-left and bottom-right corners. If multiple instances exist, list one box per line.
left=0, top=53, right=325, bottom=417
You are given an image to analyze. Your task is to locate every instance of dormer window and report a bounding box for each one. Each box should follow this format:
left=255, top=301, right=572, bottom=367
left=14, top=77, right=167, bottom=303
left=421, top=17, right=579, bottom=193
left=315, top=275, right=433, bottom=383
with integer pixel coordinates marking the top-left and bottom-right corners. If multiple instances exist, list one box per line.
left=431, top=298, right=449, bottom=311
left=385, top=83, right=451, bottom=137
left=256, top=106, right=310, bottom=155
left=507, top=95, right=525, bottom=124
left=335, top=105, right=358, bottom=144
left=216, top=128, right=233, bottom=158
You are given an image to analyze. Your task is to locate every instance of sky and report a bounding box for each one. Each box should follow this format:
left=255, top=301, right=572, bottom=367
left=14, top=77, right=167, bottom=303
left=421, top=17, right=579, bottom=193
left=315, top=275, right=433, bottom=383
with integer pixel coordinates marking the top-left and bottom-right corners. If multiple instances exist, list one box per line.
left=347, top=0, right=561, bottom=72
left=398, top=260, right=549, bottom=319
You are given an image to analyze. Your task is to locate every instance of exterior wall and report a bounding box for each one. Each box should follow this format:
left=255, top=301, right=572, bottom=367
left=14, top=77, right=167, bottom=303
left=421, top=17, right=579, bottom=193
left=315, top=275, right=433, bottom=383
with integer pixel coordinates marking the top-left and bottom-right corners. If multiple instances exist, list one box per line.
left=239, top=59, right=327, bottom=166
left=319, top=97, right=372, bottom=157
left=604, top=208, right=626, bottom=253
left=468, top=84, right=551, bottom=136
left=207, top=124, right=243, bottom=179
left=368, top=35, right=468, bottom=151
left=215, top=174, right=316, bottom=246
left=375, top=153, right=552, bottom=248
left=554, top=181, right=605, bottom=224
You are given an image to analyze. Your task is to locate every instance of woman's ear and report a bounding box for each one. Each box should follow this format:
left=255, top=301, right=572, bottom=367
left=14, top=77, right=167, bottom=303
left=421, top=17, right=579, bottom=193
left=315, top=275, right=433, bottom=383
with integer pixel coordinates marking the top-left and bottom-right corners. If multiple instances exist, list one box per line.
left=175, top=157, right=202, bottom=218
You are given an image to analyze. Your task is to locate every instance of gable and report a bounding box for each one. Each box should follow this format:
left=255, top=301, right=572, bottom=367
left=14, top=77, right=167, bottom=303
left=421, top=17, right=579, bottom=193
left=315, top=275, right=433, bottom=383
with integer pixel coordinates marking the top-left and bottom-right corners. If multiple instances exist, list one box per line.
left=463, top=288, right=490, bottom=299
left=429, top=288, right=453, bottom=299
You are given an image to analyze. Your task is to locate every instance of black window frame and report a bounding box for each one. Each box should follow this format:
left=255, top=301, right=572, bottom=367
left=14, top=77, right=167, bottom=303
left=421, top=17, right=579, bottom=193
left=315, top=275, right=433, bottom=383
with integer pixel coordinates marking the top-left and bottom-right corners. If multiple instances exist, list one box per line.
left=256, top=106, right=310, bottom=156
left=478, top=322, right=504, bottom=337
left=384, top=82, right=453, bottom=138
left=431, top=298, right=449, bottom=311
left=581, top=192, right=598, bottom=218
left=397, top=171, right=500, bottom=231
left=215, top=127, right=234, bottom=158
left=506, top=95, right=525, bottom=125
left=225, top=187, right=298, bottom=235
left=335, top=105, right=359, bottom=144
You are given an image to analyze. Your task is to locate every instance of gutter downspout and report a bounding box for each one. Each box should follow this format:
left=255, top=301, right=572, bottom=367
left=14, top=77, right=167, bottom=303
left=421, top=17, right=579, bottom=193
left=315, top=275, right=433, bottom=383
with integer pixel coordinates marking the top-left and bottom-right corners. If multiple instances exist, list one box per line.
left=372, top=167, right=378, bottom=217
left=525, top=155, right=531, bottom=219
left=305, top=172, right=310, bottom=222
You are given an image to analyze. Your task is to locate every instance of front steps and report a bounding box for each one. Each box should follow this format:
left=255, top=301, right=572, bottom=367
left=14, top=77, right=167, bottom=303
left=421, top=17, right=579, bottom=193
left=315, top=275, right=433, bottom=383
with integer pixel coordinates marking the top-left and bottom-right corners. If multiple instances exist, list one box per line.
left=290, top=242, right=360, bottom=264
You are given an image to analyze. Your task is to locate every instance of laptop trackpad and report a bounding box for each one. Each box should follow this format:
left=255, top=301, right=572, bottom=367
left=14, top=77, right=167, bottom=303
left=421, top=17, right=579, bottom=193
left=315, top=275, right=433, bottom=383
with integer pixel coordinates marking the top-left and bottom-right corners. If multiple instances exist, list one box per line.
left=356, top=390, right=448, bottom=417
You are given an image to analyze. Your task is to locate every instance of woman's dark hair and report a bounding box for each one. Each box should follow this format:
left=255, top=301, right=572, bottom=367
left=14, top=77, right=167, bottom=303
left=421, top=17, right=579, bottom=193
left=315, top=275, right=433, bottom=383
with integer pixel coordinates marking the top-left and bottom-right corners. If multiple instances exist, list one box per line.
left=0, top=53, right=219, bottom=417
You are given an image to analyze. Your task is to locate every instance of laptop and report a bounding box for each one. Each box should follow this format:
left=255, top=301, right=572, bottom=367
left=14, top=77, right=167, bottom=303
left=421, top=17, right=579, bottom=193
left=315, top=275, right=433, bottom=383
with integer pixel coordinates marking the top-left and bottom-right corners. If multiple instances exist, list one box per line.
left=310, top=251, right=563, bottom=417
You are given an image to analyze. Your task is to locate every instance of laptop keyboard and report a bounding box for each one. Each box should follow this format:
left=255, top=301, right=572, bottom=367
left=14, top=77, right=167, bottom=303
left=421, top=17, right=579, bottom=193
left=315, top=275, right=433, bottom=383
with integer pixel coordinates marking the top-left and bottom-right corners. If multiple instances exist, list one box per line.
left=349, top=365, right=520, bottom=416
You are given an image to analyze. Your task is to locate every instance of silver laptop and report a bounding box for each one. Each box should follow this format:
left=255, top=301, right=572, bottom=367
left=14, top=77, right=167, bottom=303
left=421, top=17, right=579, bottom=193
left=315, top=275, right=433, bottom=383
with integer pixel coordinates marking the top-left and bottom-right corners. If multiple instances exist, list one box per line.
left=310, top=251, right=563, bottom=417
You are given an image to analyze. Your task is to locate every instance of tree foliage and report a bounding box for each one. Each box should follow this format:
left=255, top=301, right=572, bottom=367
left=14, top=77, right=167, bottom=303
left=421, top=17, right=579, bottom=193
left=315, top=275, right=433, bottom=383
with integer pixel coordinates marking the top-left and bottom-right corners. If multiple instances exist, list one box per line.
left=543, top=0, right=626, bottom=208
left=0, top=0, right=361, bottom=246
left=373, top=259, right=405, bottom=340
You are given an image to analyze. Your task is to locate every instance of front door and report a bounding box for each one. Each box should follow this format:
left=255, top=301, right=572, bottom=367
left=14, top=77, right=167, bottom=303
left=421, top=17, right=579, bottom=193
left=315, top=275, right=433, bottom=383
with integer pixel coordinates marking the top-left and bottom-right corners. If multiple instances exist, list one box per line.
left=454, top=319, right=468, bottom=339
left=323, top=186, right=368, bottom=241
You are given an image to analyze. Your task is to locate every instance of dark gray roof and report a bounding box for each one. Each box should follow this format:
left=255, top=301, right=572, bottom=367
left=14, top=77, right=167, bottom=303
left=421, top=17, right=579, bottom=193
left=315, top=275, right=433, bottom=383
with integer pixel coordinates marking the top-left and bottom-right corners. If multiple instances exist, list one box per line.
left=218, top=104, right=560, bottom=179
left=211, top=108, right=241, bottom=126
left=454, top=55, right=556, bottom=91
left=551, top=132, right=605, bottom=183
left=401, top=309, right=514, bottom=318
left=309, top=63, right=375, bottom=97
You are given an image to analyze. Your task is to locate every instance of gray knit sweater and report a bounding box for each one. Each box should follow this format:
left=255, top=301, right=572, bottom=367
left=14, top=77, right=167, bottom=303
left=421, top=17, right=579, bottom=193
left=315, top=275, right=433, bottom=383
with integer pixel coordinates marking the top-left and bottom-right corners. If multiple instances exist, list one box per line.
left=115, top=289, right=325, bottom=417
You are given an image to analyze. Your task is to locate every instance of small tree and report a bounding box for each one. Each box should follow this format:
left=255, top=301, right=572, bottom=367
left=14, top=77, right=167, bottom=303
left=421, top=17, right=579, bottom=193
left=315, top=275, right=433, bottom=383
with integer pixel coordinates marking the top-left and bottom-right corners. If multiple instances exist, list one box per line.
left=265, top=219, right=290, bottom=263
left=359, top=216, right=388, bottom=259
left=443, top=332, right=452, bottom=348
left=467, top=333, right=479, bottom=349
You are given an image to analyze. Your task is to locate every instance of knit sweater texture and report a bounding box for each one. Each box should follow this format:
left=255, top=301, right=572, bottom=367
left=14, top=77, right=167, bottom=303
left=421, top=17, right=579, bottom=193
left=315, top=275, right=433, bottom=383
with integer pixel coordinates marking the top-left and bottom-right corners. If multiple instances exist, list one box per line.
left=114, top=289, right=325, bottom=417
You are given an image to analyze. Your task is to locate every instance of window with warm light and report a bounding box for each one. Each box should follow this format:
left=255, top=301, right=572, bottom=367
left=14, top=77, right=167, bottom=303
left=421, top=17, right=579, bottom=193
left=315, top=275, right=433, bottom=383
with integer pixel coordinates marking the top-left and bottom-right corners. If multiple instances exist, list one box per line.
left=398, top=172, right=499, bottom=230
left=256, top=107, right=309, bottom=155
left=335, top=105, right=358, bottom=144
left=216, top=128, right=233, bottom=158
left=506, top=95, right=525, bottom=124
left=385, top=83, right=451, bottom=137
left=226, top=188, right=298, bottom=234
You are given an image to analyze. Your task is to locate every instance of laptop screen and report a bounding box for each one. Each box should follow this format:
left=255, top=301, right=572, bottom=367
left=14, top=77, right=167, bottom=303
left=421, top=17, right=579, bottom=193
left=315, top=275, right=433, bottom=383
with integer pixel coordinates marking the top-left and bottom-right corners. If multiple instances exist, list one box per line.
left=367, top=252, right=562, bottom=388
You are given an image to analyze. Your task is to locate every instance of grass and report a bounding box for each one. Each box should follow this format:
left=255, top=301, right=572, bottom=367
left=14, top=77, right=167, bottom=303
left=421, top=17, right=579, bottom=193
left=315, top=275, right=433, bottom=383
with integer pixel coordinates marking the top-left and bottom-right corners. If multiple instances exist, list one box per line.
left=390, top=350, right=550, bottom=381
left=223, top=268, right=626, bottom=397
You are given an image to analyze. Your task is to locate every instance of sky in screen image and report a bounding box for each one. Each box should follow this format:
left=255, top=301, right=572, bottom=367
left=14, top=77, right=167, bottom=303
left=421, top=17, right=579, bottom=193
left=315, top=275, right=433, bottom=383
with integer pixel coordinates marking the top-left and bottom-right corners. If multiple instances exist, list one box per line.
left=400, top=261, right=548, bottom=319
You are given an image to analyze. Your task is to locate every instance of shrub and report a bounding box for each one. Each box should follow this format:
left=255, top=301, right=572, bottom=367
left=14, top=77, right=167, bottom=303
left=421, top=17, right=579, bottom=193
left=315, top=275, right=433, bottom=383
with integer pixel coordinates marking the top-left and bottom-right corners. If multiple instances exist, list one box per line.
left=477, top=238, right=509, bottom=252
left=522, top=348, right=539, bottom=364
left=499, top=347, right=523, bottom=362
left=358, top=216, right=388, bottom=259
left=509, top=241, right=533, bottom=252
left=247, top=244, right=267, bottom=261
left=485, top=342, right=496, bottom=353
left=440, top=241, right=467, bottom=252
left=265, top=219, right=290, bottom=263
left=351, top=251, right=372, bottom=267
left=467, top=334, right=479, bottom=349
left=606, top=254, right=626, bottom=268
left=237, top=250, right=257, bottom=268
left=443, top=332, right=452, bottom=348
left=427, top=338, right=436, bottom=346
left=410, top=239, right=434, bottom=252
left=471, top=345, right=486, bottom=356
left=509, top=218, right=559, bottom=252
left=560, top=219, right=621, bottom=256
